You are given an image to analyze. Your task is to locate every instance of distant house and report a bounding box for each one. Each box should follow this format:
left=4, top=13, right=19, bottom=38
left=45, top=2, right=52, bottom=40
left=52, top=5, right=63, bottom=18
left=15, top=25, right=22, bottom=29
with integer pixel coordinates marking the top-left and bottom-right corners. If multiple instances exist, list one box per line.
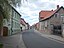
left=31, top=24, right=35, bottom=29
left=0, top=1, right=21, bottom=36
left=26, top=23, right=30, bottom=30
left=35, top=22, right=40, bottom=30
left=20, top=18, right=26, bottom=31
left=31, top=23, right=38, bottom=30
left=20, top=18, right=30, bottom=31
left=39, top=5, right=64, bottom=37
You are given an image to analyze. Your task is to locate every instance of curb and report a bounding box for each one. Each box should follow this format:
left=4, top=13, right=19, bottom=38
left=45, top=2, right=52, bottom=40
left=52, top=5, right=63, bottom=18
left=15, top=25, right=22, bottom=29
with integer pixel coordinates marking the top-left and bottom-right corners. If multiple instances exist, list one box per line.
left=48, top=37, right=64, bottom=44
left=19, top=34, right=26, bottom=48
left=22, top=35, right=28, bottom=48
left=34, top=29, right=64, bottom=44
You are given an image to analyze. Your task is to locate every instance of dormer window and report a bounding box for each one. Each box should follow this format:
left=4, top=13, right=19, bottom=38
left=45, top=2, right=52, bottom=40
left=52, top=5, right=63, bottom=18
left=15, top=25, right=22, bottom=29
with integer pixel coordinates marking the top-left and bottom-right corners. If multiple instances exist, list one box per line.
left=55, top=13, right=59, bottom=18
left=55, top=13, right=57, bottom=17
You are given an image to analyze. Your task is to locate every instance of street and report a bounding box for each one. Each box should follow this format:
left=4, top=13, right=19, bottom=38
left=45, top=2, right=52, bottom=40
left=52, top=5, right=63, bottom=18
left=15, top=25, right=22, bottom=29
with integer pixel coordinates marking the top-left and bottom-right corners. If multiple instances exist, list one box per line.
left=1, top=0, right=64, bottom=48
left=22, top=29, right=64, bottom=48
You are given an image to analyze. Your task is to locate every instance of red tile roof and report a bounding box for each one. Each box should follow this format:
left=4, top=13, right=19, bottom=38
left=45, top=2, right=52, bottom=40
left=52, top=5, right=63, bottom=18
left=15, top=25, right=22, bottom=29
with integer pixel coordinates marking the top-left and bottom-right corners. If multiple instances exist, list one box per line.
left=34, top=22, right=40, bottom=27
left=20, top=18, right=26, bottom=26
left=39, top=10, right=56, bottom=20
left=39, top=5, right=64, bottom=20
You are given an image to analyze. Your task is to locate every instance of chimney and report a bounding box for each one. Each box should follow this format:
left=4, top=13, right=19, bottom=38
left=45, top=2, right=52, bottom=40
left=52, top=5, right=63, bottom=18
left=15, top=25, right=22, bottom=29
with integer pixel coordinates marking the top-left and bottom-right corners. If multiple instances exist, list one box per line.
left=51, top=9, right=53, bottom=11
left=57, top=5, right=59, bottom=9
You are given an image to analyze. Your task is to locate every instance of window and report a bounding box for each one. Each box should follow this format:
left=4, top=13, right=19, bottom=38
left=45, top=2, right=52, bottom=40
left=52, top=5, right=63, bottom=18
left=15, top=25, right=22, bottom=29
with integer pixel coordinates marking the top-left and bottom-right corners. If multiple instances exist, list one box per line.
left=61, top=14, right=64, bottom=22
left=15, top=12, right=16, bottom=18
left=3, top=19, right=7, bottom=26
left=55, top=13, right=57, bottom=17
left=50, top=24, right=53, bottom=30
left=55, top=13, right=60, bottom=18
left=45, top=21, right=47, bottom=28
left=41, top=22, right=44, bottom=29
left=12, top=10, right=15, bottom=18
left=61, top=14, right=64, bottom=16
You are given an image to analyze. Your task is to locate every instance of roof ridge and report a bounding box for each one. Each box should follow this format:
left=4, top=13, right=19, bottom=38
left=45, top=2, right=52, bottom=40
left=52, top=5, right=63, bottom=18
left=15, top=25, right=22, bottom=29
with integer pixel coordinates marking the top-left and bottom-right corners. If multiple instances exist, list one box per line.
left=39, top=6, right=64, bottom=21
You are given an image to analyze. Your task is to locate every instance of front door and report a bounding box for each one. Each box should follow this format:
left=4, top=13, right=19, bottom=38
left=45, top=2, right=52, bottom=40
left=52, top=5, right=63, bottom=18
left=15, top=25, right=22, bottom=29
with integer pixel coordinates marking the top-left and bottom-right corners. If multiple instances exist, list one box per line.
left=3, top=26, right=8, bottom=36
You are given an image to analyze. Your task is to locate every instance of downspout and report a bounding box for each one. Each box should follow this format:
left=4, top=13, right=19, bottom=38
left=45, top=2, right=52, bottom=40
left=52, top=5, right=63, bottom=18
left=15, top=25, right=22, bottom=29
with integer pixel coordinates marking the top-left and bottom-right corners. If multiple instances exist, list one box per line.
left=11, top=8, right=13, bottom=35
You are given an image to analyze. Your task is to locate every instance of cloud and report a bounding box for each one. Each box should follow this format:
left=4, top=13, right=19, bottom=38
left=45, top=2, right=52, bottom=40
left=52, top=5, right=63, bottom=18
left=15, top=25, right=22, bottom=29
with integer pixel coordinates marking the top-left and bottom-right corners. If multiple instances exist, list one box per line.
left=16, top=0, right=64, bottom=26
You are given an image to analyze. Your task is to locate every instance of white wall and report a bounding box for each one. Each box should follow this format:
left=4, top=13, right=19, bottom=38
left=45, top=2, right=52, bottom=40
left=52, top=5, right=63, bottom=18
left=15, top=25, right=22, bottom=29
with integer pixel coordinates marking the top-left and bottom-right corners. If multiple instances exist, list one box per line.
left=20, top=24, right=25, bottom=31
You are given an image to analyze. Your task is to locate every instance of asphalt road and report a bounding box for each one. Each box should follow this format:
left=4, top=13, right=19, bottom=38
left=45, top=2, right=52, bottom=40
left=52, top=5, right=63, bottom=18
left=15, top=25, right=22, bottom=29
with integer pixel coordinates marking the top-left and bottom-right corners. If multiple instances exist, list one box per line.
left=22, top=29, right=64, bottom=48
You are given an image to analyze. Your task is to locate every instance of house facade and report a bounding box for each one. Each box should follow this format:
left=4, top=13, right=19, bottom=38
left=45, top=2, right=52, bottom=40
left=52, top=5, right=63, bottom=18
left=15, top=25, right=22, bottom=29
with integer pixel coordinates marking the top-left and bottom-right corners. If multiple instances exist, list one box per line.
left=20, top=18, right=26, bottom=31
left=0, top=1, right=21, bottom=36
left=35, top=22, right=40, bottom=30
left=26, top=23, right=30, bottom=30
left=8, top=5, right=21, bottom=35
left=20, top=18, right=30, bottom=31
left=39, top=5, right=64, bottom=37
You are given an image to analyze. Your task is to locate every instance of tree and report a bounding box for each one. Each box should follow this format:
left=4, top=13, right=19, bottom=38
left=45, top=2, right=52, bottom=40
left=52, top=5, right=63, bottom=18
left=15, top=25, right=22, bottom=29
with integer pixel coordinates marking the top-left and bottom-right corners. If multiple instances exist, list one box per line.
left=0, top=0, right=28, bottom=35
left=7, top=0, right=21, bottom=7
left=0, top=6, right=3, bottom=35
left=7, top=0, right=28, bottom=7
left=0, top=0, right=9, bottom=19
left=0, top=0, right=9, bottom=35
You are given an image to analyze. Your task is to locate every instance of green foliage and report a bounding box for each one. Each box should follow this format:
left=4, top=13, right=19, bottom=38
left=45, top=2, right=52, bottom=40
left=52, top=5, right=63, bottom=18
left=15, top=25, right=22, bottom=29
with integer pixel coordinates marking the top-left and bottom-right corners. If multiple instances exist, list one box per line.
left=0, top=18, right=3, bottom=27
left=3, top=7, right=9, bottom=20
left=7, top=0, right=21, bottom=7
left=0, top=0, right=9, bottom=27
left=0, top=44, right=3, bottom=48
left=0, top=0, right=9, bottom=20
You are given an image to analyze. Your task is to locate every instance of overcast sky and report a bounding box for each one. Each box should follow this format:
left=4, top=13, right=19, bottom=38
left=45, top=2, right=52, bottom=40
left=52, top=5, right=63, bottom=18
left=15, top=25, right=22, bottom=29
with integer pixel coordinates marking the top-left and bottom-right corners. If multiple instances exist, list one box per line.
left=16, top=0, right=64, bottom=26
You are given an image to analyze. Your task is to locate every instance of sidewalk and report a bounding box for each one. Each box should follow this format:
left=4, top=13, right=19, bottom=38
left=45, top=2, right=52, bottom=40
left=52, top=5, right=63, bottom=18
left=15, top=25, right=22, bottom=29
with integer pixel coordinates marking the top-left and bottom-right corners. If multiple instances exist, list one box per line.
left=34, top=29, right=64, bottom=44
left=0, top=33, right=26, bottom=48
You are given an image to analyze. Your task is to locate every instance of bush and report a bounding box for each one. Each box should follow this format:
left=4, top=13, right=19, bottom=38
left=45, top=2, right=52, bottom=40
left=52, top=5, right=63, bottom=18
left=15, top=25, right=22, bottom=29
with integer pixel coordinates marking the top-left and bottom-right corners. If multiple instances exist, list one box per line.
left=0, top=44, right=3, bottom=48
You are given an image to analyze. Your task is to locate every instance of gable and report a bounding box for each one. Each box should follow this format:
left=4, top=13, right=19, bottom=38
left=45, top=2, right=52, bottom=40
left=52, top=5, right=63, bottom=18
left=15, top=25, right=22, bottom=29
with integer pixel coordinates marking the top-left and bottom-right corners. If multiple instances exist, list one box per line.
left=40, top=6, right=64, bottom=22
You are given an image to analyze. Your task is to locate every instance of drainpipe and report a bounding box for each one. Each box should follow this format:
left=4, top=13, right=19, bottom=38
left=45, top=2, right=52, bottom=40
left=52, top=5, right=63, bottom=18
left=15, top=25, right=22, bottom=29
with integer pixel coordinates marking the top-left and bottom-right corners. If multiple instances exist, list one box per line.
left=11, top=9, right=13, bottom=35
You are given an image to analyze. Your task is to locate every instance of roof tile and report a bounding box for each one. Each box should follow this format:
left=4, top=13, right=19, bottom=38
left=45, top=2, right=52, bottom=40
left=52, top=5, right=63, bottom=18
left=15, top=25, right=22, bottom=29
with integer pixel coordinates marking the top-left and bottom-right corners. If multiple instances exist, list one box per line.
left=39, top=10, right=56, bottom=19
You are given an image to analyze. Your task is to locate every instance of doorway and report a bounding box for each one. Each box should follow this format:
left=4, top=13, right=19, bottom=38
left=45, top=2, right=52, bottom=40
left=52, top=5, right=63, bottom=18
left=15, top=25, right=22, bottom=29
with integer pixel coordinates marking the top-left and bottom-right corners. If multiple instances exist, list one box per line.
left=3, top=26, right=8, bottom=36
